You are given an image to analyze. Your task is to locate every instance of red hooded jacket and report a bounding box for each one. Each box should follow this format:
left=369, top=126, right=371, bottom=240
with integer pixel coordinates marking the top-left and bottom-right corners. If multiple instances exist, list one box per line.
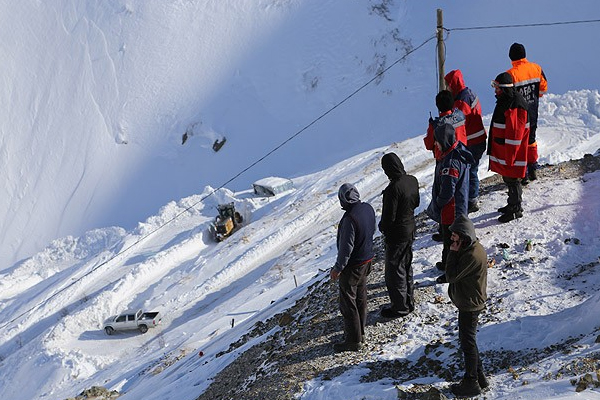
left=444, top=70, right=487, bottom=147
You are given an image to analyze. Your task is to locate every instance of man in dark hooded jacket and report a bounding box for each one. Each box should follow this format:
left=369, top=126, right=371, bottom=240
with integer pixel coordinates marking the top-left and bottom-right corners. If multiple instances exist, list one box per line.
left=330, top=183, right=376, bottom=352
left=378, top=153, right=420, bottom=318
left=444, top=214, right=488, bottom=397
left=426, top=123, right=474, bottom=271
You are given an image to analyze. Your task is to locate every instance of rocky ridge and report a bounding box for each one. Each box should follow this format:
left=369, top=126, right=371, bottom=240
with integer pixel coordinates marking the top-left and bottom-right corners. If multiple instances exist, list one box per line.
left=195, top=153, right=600, bottom=400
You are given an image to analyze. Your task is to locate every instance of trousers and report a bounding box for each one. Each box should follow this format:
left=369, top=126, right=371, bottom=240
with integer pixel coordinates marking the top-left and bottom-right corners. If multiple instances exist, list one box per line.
left=384, top=240, right=414, bottom=314
left=467, top=141, right=486, bottom=201
left=339, top=261, right=371, bottom=343
left=458, top=310, right=484, bottom=380
left=441, top=223, right=452, bottom=265
left=502, top=176, right=522, bottom=208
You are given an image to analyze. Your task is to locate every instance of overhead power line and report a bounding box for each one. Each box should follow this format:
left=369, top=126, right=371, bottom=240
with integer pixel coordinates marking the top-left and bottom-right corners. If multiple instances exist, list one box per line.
left=446, top=18, right=600, bottom=32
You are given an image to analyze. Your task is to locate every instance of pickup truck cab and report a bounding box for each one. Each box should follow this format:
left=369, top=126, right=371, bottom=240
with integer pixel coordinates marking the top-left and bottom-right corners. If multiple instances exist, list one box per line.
left=104, top=309, right=161, bottom=335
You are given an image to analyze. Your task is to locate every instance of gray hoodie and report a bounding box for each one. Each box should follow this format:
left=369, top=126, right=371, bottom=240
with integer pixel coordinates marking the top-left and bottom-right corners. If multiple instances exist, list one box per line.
left=333, top=183, right=376, bottom=272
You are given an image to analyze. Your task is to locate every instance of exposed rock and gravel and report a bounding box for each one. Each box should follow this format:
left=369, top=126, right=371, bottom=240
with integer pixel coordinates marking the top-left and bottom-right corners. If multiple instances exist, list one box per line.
left=64, top=386, right=120, bottom=400
left=194, top=153, right=600, bottom=400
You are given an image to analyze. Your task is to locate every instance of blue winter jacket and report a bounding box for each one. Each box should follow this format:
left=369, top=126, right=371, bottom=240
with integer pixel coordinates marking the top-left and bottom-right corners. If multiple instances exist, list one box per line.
left=333, top=183, right=376, bottom=272
left=426, top=124, right=474, bottom=225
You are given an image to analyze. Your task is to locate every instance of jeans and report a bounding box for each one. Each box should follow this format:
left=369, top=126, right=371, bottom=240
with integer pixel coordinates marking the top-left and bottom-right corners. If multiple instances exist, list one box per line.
left=467, top=141, right=486, bottom=201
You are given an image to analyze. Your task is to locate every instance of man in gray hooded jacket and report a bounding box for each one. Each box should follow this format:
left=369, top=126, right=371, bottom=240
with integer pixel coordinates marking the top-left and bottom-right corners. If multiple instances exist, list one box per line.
left=330, top=183, right=376, bottom=352
left=378, top=153, right=420, bottom=318
left=444, top=214, right=489, bottom=397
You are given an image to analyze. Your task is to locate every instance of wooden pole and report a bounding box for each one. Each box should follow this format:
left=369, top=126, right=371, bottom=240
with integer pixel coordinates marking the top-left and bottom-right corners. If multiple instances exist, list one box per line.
left=436, top=9, right=446, bottom=91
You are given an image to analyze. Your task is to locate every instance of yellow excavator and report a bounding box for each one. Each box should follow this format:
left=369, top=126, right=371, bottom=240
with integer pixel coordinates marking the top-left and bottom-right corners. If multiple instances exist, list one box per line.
left=211, top=203, right=243, bottom=242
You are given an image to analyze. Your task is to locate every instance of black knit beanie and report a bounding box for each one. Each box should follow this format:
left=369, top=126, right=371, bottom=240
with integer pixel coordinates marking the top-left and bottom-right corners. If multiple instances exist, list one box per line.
left=509, top=43, right=526, bottom=61
left=435, top=90, right=454, bottom=113
left=494, top=72, right=513, bottom=87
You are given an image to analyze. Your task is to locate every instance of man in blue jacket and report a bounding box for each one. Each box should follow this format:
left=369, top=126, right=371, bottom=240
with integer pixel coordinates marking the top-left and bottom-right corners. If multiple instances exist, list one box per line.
left=426, top=123, right=473, bottom=274
left=330, top=183, right=376, bottom=352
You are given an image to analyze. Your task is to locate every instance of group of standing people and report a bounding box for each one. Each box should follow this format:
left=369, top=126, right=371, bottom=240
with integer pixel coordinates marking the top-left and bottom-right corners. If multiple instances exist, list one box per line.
left=329, top=43, right=547, bottom=397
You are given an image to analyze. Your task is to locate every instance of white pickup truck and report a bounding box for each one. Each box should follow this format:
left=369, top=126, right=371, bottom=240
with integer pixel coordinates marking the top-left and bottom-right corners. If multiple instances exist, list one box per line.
left=103, top=309, right=161, bottom=335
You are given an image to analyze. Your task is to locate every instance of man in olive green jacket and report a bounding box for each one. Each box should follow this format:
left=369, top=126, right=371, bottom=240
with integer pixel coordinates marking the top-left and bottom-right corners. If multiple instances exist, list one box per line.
left=444, top=214, right=488, bottom=397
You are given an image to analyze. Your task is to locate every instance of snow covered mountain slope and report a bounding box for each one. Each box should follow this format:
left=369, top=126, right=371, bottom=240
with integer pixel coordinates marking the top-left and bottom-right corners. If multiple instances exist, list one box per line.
left=0, top=90, right=599, bottom=399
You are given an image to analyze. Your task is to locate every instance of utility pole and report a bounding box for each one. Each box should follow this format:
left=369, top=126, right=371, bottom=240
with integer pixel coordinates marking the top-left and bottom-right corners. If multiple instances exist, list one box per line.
left=437, top=9, right=446, bottom=91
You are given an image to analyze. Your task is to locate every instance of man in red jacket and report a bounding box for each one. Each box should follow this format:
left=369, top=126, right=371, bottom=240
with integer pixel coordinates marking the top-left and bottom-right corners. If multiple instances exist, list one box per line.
left=507, top=43, right=548, bottom=184
left=445, top=70, right=487, bottom=212
left=488, top=72, right=530, bottom=223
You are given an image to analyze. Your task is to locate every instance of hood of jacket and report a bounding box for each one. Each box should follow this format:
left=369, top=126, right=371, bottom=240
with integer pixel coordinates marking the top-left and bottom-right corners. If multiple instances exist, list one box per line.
left=381, top=152, right=406, bottom=180
left=444, top=69, right=466, bottom=97
left=449, top=214, right=477, bottom=249
left=433, top=123, right=457, bottom=153
left=338, top=183, right=361, bottom=210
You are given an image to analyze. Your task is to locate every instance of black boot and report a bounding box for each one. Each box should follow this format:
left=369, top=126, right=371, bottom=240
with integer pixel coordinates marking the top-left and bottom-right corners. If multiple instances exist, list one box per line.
left=333, top=341, right=362, bottom=353
left=528, top=163, right=538, bottom=181
left=529, top=167, right=537, bottom=181
left=478, top=372, right=489, bottom=391
left=451, top=378, right=481, bottom=397
left=498, top=208, right=523, bottom=223
left=380, top=306, right=408, bottom=319
left=497, top=204, right=510, bottom=213
left=468, top=200, right=479, bottom=213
